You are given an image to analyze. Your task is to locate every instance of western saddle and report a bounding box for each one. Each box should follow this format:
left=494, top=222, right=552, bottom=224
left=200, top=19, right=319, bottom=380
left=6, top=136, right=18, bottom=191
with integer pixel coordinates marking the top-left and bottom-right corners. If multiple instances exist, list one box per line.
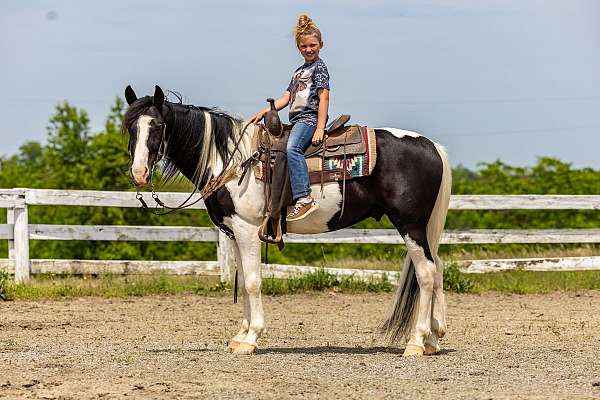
left=240, top=99, right=369, bottom=248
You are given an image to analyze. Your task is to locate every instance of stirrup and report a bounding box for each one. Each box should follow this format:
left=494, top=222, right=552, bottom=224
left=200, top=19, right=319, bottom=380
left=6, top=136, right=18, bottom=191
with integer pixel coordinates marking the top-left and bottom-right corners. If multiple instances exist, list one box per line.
left=258, top=216, right=282, bottom=244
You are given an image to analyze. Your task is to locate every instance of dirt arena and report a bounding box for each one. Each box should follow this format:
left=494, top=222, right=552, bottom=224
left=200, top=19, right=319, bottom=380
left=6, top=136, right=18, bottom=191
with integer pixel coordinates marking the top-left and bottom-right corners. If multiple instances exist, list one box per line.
left=1, top=291, right=599, bottom=399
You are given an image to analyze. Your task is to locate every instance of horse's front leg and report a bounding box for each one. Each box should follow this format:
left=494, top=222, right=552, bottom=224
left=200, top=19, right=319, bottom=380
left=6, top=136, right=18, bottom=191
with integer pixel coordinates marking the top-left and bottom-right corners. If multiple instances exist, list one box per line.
left=228, top=215, right=264, bottom=355
left=227, top=240, right=250, bottom=352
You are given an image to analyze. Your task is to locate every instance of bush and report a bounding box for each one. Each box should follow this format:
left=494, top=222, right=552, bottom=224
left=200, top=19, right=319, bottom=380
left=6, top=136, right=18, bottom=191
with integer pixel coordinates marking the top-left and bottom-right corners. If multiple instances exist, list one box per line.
left=0, top=269, right=9, bottom=300
left=443, top=262, right=475, bottom=293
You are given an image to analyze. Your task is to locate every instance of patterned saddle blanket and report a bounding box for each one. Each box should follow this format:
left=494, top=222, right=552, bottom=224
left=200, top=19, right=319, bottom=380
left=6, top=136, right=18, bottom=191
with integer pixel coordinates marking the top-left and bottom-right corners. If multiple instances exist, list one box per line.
left=251, top=124, right=377, bottom=185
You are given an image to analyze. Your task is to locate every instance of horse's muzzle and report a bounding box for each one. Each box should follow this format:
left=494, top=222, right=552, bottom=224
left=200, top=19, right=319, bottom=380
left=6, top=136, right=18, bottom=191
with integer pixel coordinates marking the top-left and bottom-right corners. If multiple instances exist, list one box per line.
left=131, top=166, right=149, bottom=187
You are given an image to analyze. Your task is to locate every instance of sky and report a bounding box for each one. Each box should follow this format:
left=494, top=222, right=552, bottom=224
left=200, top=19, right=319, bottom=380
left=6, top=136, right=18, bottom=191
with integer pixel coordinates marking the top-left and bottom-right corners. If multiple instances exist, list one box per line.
left=1, top=0, right=599, bottom=169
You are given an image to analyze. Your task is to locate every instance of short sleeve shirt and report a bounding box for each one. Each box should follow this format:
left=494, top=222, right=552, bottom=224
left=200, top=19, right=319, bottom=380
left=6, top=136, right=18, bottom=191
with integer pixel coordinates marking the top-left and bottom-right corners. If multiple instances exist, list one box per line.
left=286, top=58, right=330, bottom=126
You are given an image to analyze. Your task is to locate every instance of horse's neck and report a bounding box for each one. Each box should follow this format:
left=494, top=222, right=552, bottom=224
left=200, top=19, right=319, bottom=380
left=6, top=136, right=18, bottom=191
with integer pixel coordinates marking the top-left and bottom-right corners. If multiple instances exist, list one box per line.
left=165, top=116, right=256, bottom=187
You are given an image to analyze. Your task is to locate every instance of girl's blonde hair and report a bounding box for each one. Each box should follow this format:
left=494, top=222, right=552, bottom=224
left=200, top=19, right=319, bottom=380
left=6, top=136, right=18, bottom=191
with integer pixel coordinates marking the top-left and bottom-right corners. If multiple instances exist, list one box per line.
left=294, top=14, right=322, bottom=46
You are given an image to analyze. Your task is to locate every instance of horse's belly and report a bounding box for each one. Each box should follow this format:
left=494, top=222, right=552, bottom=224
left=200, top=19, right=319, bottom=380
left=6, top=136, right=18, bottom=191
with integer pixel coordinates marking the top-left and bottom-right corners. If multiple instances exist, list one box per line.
left=286, top=183, right=341, bottom=234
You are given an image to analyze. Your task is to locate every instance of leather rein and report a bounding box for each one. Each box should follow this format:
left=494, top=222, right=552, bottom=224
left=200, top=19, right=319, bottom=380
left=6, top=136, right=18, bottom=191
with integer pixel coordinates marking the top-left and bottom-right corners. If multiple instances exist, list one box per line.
left=134, top=116, right=253, bottom=216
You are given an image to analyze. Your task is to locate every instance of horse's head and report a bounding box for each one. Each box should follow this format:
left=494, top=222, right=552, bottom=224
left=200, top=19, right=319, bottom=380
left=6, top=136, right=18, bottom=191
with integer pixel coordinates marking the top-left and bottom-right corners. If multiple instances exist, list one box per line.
left=123, top=85, right=168, bottom=187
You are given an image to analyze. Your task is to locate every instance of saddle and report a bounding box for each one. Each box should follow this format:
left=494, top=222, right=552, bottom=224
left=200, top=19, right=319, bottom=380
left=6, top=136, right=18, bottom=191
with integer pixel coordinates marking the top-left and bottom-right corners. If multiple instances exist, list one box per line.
left=241, top=100, right=377, bottom=248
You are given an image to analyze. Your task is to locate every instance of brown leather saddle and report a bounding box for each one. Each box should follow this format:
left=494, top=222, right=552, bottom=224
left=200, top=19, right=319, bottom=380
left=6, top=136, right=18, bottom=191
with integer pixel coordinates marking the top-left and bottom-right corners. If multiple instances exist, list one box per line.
left=257, top=114, right=366, bottom=184
left=242, top=100, right=366, bottom=247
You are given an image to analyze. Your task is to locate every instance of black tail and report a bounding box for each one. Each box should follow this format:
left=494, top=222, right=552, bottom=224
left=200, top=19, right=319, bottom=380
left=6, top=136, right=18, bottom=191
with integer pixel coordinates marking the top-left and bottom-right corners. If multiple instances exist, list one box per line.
left=380, top=257, right=419, bottom=343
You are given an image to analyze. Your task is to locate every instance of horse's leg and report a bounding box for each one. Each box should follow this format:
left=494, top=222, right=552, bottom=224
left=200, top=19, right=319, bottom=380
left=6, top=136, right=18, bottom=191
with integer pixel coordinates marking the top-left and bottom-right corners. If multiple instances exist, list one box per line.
left=229, top=216, right=264, bottom=355
left=401, top=228, right=436, bottom=357
left=424, top=254, right=447, bottom=356
left=227, top=240, right=250, bottom=352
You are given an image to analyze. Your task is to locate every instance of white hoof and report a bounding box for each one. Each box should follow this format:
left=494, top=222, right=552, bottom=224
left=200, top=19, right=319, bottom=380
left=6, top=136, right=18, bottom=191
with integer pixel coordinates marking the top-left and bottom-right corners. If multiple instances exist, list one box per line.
left=227, top=340, right=241, bottom=353
left=402, top=343, right=425, bottom=357
left=232, top=342, right=257, bottom=355
left=424, top=342, right=441, bottom=356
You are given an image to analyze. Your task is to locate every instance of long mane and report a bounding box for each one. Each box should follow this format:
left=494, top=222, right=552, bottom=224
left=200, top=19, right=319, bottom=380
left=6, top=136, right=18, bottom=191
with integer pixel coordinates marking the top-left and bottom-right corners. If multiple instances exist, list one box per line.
left=123, top=96, right=244, bottom=188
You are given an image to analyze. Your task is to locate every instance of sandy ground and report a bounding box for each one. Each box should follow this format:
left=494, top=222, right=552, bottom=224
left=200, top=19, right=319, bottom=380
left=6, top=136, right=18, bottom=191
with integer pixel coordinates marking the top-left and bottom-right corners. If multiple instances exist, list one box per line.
left=1, top=291, right=599, bottom=399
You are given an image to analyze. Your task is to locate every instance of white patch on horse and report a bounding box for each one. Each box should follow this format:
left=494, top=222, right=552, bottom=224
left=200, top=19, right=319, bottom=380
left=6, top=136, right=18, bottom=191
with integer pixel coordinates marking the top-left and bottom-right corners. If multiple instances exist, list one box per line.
left=287, top=183, right=342, bottom=234
left=131, top=115, right=153, bottom=179
left=224, top=169, right=265, bottom=225
left=379, top=127, right=422, bottom=139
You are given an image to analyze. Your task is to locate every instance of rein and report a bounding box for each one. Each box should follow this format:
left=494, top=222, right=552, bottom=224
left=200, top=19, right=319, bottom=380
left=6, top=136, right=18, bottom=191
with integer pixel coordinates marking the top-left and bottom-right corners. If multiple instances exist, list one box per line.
left=135, top=119, right=253, bottom=215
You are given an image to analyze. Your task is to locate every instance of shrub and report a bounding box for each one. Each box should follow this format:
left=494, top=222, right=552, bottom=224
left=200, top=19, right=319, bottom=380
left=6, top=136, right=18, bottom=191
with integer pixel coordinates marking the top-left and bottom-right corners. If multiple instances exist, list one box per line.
left=443, top=262, right=475, bottom=293
left=0, top=269, right=9, bottom=300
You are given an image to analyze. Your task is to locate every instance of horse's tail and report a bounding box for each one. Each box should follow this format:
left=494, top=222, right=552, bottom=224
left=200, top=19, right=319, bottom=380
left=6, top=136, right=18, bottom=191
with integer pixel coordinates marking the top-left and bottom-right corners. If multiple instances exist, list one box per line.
left=381, top=142, right=452, bottom=343
left=427, top=143, right=452, bottom=255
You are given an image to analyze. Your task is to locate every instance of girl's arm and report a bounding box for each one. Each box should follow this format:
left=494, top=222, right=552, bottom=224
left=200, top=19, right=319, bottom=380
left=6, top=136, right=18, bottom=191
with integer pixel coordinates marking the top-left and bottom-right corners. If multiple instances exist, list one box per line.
left=312, top=88, right=329, bottom=145
left=249, top=91, right=291, bottom=123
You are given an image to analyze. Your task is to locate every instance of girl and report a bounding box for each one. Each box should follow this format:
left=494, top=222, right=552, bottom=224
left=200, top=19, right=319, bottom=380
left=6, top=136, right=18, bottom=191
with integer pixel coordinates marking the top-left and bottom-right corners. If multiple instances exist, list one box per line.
left=250, top=14, right=330, bottom=221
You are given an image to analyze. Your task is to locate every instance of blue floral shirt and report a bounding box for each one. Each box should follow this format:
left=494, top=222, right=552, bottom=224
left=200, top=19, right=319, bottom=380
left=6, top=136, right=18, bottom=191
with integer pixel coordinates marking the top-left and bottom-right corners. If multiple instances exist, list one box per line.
left=286, top=58, right=330, bottom=126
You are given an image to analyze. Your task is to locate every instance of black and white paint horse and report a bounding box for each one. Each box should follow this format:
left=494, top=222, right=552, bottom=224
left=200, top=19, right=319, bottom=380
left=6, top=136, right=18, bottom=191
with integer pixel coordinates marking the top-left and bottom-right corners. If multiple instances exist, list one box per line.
left=123, top=85, right=452, bottom=357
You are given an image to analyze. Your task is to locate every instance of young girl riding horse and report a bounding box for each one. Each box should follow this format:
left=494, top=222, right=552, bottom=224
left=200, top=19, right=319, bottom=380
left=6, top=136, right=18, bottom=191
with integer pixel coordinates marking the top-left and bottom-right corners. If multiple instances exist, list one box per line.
left=250, top=14, right=330, bottom=221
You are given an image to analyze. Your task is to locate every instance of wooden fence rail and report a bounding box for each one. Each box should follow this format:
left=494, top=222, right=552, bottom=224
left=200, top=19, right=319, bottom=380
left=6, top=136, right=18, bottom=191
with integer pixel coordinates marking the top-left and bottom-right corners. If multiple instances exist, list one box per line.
left=0, top=188, right=599, bottom=283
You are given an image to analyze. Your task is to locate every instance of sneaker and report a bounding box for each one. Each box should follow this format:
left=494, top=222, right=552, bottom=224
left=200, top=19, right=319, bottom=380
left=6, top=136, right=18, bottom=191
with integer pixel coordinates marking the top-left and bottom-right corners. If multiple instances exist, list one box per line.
left=287, top=199, right=319, bottom=221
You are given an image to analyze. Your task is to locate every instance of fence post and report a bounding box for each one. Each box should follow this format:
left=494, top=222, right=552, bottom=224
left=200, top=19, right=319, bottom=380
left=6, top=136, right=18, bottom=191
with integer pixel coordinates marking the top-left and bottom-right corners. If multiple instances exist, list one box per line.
left=13, top=192, right=30, bottom=283
left=217, top=230, right=236, bottom=284
left=7, top=208, right=15, bottom=261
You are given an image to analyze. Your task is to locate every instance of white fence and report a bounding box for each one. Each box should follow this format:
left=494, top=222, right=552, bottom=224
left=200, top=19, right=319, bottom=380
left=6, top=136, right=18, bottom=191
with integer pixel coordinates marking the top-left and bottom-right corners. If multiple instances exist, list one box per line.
left=1, top=188, right=599, bottom=283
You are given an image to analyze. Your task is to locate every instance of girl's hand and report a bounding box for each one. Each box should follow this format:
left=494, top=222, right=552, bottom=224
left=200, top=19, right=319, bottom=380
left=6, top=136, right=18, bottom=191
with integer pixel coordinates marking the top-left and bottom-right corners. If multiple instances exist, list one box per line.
left=312, top=128, right=325, bottom=145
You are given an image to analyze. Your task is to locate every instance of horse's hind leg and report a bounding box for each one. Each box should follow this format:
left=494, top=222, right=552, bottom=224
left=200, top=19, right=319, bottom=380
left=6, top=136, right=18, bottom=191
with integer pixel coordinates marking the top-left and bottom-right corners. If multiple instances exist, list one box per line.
left=424, top=254, right=447, bottom=355
left=227, top=240, right=250, bottom=352
left=401, top=228, right=437, bottom=357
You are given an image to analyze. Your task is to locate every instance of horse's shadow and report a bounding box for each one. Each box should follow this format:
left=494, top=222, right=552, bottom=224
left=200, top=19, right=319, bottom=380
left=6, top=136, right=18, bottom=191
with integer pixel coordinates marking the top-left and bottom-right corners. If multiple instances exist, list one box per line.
left=259, top=346, right=455, bottom=355
left=146, top=348, right=211, bottom=354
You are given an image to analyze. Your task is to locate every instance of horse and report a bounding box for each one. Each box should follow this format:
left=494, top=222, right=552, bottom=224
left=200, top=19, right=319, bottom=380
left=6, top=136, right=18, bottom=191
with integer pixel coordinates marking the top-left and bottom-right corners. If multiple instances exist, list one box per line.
left=122, top=85, right=452, bottom=357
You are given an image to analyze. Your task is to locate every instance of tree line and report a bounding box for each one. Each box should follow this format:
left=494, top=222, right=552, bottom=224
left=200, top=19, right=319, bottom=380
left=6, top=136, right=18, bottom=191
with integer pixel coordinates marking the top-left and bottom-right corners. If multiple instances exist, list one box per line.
left=0, top=100, right=598, bottom=264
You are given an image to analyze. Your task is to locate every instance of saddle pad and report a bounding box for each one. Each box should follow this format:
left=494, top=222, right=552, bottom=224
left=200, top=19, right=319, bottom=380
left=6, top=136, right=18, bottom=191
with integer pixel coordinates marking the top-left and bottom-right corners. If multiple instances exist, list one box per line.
left=252, top=126, right=377, bottom=184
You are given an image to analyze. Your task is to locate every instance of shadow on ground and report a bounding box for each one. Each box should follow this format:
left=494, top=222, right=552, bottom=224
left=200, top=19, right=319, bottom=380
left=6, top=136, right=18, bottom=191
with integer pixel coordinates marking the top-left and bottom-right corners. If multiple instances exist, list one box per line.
left=259, top=346, right=456, bottom=355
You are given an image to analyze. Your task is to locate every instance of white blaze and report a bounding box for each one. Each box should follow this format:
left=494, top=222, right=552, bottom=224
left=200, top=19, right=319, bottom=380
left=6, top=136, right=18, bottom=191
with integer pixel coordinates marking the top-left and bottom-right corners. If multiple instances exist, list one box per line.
left=131, top=115, right=153, bottom=180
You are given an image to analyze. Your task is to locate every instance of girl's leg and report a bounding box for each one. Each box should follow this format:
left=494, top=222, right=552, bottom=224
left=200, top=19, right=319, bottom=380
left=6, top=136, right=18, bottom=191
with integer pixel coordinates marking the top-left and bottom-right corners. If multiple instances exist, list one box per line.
left=286, top=122, right=315, bottom=201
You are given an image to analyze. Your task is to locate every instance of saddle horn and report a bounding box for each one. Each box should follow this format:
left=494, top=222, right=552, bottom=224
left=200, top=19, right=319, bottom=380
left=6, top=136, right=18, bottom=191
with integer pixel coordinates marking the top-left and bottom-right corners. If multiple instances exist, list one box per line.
left=263, top=98, right=283, bottom=137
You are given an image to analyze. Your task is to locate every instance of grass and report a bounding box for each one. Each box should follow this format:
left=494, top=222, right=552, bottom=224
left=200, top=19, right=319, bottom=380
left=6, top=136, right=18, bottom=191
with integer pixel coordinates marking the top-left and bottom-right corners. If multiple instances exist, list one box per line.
left=262, top=269, right=394, bottom=295
left=1, top=273, right=227, bottom=301
left=469, top=269, right=600, bottom=294
left=1, top=266, right=600, bottom=300
left=0, top=270, right=395, bottom=300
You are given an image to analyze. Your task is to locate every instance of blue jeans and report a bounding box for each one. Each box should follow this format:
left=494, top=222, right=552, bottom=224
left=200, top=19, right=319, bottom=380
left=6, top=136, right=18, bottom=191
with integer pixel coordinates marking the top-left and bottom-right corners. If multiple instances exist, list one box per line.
left=287, top=122, right=315, bottom=201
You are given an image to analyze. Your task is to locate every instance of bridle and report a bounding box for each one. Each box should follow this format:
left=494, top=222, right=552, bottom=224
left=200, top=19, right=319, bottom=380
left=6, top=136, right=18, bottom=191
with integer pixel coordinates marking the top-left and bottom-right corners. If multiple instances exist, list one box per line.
left=133, top=108, right=253, bottom=216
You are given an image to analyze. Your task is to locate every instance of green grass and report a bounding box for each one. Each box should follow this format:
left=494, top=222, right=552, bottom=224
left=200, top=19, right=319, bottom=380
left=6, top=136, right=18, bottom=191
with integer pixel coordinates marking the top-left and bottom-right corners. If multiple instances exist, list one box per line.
left=470, top=269, right=600, bottom=294
left=1, top=273, right=227, bottom=301
left=262, top=269, right=394, bottom=295
left=1, top=266, right=600, bottom=301
left=0, top=270, right=395, bottom=300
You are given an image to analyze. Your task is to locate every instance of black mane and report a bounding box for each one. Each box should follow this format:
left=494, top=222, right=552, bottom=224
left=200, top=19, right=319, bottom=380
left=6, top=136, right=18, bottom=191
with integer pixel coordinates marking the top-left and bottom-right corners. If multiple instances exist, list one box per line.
left=123, top=96, right=242, bottom=188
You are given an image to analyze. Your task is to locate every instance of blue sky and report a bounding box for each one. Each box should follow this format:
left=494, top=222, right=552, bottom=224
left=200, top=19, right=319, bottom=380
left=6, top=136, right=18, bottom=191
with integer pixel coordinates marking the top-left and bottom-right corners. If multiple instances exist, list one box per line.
left=2, top=0, right=599, bottom=168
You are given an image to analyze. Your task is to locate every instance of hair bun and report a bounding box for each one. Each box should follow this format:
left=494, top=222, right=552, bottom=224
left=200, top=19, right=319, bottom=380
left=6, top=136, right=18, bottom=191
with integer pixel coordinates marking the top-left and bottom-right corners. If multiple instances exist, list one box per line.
left=298, top=14, right=312, bottom=30
left=294, top=14, right=322, bottom=44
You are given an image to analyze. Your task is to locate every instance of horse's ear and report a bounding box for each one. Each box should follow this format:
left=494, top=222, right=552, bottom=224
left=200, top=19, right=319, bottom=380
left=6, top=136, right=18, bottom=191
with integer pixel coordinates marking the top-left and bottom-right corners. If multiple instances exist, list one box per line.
left=125, top=85, right=137, bottom=105
left=153, top=85, right=165, bottom=109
